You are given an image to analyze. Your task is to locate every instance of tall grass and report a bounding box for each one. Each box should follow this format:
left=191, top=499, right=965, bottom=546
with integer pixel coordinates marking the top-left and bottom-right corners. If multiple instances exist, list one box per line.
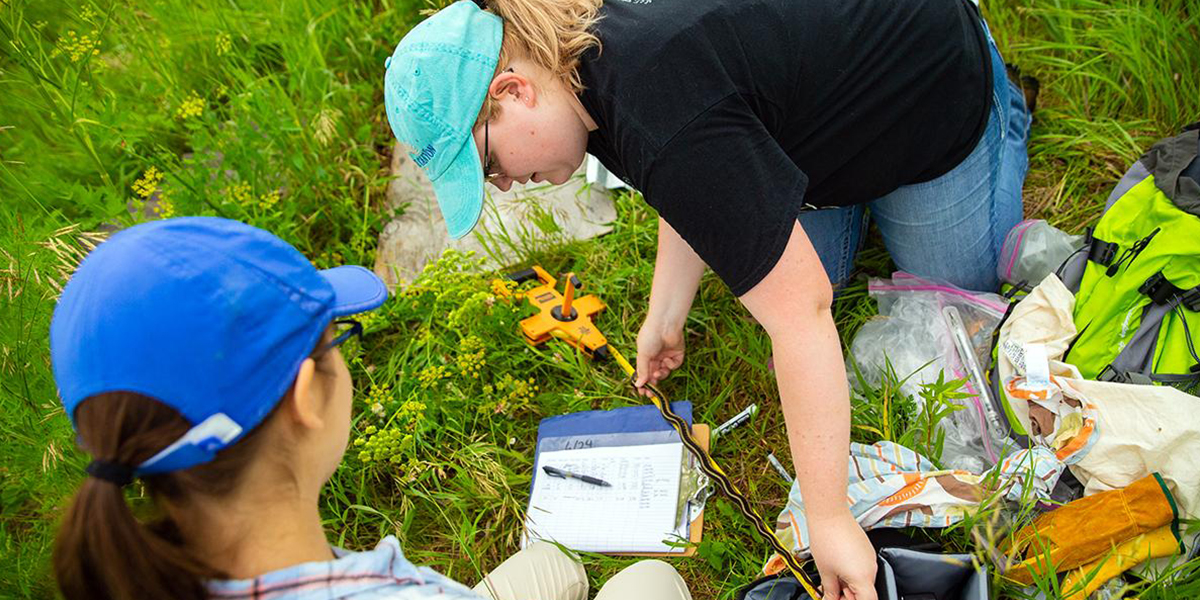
left=2, top=0, right=1198, bottom=598
left=987, top=0, right=1200, bottom=229
left=1, top=0, right=421, bottom=595
left=0, top=0, right=409, bottom=262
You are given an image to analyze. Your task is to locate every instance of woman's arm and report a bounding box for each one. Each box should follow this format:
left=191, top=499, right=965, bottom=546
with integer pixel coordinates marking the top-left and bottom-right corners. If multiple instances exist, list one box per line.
left=635, top=217, right=707, bottom=388
left=648, top=217, right=706, bottom=328
left=740, top=220, right=877, bottom=600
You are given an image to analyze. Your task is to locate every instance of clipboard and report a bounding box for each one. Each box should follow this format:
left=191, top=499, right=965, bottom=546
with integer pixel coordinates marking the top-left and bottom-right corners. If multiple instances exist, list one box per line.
left=529, top=402, right=707, bottom=557
left=621, top=422, right=708, bottom=558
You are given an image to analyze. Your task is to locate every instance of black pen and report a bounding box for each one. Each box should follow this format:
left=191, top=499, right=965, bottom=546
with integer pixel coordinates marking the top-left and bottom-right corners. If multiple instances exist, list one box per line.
left=542, top=465, right=612, bottom=487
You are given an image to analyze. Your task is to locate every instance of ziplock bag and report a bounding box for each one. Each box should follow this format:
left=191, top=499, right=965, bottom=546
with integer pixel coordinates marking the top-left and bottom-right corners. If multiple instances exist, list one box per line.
left=996, top=219, right=1082, bottom=289
left=849, top=272, right=1015, bottom=471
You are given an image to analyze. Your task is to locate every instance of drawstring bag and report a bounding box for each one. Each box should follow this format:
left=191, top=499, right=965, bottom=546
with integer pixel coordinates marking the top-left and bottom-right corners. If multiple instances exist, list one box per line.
left=989, top=124, right=1200, bottom=444
left=737, top=547, right=988, bottom=600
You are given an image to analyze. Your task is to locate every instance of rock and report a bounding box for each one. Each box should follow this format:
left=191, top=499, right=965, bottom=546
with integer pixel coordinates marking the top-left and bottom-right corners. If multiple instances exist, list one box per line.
left=374, top=143, right=616, bottom=288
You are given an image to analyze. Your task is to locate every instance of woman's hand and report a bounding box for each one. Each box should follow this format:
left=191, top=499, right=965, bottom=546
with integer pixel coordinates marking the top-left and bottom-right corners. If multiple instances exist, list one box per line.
left=636, top=218, right=705, bottom=396
left=808, top=511, right=878, bottom=600
left=634, top=316, right=686, bottom=395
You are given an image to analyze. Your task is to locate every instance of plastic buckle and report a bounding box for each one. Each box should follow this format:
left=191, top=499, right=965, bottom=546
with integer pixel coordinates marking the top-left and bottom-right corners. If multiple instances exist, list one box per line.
left=1086, top=237, right=1117, bottom=266
left=1097, top=365, right=1126, bottom=383
left=1138, top=272, right=1179, bottom=305
left=1127, top=372, right=1154, bottom=386
left=1181, top=288, right=1200, bottom=312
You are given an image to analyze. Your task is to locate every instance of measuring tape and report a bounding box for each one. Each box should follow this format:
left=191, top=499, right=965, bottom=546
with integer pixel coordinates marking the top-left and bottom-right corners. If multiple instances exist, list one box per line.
left=497, top=268, right=821, bottom=597
left=607, top=346, right=821, bottom=598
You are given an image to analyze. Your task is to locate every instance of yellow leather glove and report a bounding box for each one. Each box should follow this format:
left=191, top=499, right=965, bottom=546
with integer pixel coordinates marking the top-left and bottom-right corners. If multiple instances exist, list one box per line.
left=1060, top=525, right=1181, bottom=600
left=1003, top=473, right=1178, bottom=585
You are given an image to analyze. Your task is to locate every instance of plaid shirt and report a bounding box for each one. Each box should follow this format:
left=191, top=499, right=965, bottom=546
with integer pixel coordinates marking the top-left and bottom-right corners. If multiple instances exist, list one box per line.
left=207, top=536, right=486, bottom=599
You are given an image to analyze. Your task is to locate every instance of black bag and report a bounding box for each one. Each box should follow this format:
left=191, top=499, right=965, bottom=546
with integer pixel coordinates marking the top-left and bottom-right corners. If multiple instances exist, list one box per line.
left=737, top=548, right=989, bottom=600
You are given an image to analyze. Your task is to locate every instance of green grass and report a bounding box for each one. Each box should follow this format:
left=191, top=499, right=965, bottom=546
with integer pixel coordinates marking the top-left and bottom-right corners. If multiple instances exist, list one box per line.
left=2, top=0, right=1199, bottom=598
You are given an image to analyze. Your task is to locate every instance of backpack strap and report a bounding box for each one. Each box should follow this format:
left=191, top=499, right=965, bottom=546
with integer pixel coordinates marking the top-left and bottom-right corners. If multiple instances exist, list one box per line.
left=1098, top=275, right=1200, bottom=390
left=1151, top=370, right=1200, bottom=384
left=1083, top=227, right=1119, bottom=267
left=1060, top=226, right=1118, bottom=291
left=1056, top=245, right=1089, bottom=293
left=1099, top=295, right=1173, bottom=385
left=1101, top=366, right=1200, bottom=393
left=1097, top=365, right=1155, bottom=385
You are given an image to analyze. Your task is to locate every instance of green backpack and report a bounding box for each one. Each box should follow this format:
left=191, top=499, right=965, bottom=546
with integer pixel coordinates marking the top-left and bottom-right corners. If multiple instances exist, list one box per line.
left=1058, top=124, right=1200, bottom=387
left=990, top=124, right=1200, bottom=441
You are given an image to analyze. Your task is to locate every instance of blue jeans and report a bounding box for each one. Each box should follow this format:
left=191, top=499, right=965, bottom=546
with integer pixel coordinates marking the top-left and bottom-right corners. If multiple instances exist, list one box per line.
left=800, top=18, right=1030, bottom=292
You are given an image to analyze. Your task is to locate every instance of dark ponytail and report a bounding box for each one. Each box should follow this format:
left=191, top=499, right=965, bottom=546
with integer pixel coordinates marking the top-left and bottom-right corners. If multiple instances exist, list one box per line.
left=53, top=391, right=282, bottom=600
left=53, top=330, right=333, bottom=600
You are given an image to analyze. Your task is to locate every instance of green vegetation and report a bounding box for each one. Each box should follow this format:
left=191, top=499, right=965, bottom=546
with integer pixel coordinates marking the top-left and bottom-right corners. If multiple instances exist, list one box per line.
left=2, top=0, right=1197, bottom=597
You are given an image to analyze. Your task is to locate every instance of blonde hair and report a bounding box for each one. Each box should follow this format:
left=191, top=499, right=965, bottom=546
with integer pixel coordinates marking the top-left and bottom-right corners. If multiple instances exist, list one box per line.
left=477, top=0, right=603, bottom=125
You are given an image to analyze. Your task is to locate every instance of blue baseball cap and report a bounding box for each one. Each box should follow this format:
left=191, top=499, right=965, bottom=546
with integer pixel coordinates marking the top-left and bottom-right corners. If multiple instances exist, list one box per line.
left=383, top=0, right=501, bottom=239
left=50, top=217, right=388, bottom=476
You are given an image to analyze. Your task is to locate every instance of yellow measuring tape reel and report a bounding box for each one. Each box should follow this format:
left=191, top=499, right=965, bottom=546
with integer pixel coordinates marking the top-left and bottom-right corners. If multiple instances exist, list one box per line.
left=494, top=267, right=821, bottom=598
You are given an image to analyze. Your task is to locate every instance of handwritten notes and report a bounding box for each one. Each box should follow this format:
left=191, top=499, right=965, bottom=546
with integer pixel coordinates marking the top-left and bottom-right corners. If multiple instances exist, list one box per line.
left=524, top=442, right=686, bottom=553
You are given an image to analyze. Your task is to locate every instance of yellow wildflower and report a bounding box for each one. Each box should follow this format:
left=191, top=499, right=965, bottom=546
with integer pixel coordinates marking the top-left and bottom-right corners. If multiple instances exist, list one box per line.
left=358, top=311, right=383, bottom=332
left=317, top=250, right=345, bottom=269
left=158, top=198, right=176, bottom=219
left=224, top=181, right=252, bottom=206
left=54, top=29, right=101, bottom=62
left=158, top=187, right=177, bottom=218
left=355, top=425, right=417, bottom=467
left=456, top=335, right=487, bottom=378
left=215, top=33, right=232, bottom=56
left=396, top=399, right=426, bottom=432
left=175, top=94, right=204, bottom=120
left=257, top=190, right=280, bottom=211
left=367, top=383, right=392, bottom=406
left=417, top=365, right=451, bottom=389
left=478, top=373, right=539, bottom=416
left=490, top=278, right=519, bottom=301
left=132, top=167, right=163, bottom=199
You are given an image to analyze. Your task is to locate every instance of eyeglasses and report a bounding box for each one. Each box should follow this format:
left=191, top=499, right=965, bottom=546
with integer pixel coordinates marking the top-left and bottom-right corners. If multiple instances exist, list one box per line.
left=483, top=119, right=497, bottom=181
left=482, top=68, right=514, bottom=183
left=317, top=319, right=363, bottom=355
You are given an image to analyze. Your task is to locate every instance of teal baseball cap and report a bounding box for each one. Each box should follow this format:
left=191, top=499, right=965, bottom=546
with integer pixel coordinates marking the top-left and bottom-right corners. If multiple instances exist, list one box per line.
left=383, top=0, right=502, bottom=239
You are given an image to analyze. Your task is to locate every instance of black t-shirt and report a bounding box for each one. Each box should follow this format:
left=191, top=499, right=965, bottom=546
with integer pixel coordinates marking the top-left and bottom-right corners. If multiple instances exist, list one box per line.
left=579, top=0, right=993, bottom=295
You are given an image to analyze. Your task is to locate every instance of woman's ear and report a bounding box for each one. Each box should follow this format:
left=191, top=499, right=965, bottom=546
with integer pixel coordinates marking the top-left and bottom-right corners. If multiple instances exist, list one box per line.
left=489, top=69, right=538, bottom=107
left=283, top=358, right=325, bottom=431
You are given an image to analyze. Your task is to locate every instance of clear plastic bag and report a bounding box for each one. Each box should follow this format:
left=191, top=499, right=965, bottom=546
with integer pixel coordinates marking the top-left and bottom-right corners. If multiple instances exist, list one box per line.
left=997, top=219, right=1083, bottom=288
left=849, top=272, right=1014, bottom=471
